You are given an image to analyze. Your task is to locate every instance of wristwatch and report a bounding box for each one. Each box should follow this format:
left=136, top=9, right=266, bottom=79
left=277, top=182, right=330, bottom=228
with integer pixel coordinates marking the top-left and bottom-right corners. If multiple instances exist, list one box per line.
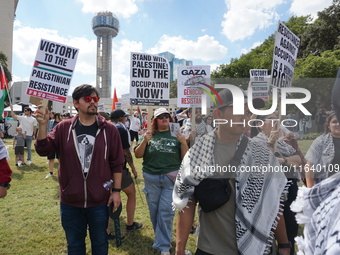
left=0, top=183, right=11, bottom=190
left=278, top=241, right=292, bottom=249
left=112, top=188, right=122, bottom=192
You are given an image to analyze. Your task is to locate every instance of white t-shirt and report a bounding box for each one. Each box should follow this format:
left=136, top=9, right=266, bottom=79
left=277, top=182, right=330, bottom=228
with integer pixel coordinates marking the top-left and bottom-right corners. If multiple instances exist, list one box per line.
left=17, top=116, right=38, bottom=136
left=129, top=116, right=140, bottom=132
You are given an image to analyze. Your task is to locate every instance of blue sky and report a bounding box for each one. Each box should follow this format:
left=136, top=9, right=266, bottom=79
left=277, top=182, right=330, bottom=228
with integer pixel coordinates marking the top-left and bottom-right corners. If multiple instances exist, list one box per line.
left=12, top=0, right=332, bottom=98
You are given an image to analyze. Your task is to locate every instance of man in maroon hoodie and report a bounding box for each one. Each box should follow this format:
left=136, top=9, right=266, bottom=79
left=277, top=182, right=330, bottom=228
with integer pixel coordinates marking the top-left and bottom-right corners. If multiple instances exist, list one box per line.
left=35, top=85, right=124, bottom=255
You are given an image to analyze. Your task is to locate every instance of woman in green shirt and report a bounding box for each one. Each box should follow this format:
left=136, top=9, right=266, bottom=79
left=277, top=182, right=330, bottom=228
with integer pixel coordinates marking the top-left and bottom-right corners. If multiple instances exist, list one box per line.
left=135, top=108, right=188, bottom=255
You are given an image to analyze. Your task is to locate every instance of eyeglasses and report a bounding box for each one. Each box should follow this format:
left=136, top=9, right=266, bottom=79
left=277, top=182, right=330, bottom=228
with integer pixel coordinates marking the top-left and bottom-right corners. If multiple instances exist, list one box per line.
left=157, top=114, right=170, bottom=119
left=83, top=96, right=100, bottom=103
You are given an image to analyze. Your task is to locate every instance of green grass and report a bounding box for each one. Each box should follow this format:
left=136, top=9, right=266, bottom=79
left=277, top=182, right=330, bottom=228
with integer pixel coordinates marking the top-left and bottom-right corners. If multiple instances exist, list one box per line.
left=0, top=138, right=198, bottom=255
left=0, top=138, right=313, bottom=255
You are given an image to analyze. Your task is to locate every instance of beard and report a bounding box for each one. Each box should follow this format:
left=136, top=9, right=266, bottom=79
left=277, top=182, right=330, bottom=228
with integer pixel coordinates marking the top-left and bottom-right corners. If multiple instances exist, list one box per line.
left=87, top=105, right=97, bottom=115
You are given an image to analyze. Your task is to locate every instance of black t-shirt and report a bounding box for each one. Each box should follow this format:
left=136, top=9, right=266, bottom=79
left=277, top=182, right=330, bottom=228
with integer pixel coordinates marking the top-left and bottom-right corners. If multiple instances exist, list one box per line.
left=116, top=125, right=130, bottom=169
left=331, top=137, right=340, bottom=177
left=75, top=120, right=98, bottom=175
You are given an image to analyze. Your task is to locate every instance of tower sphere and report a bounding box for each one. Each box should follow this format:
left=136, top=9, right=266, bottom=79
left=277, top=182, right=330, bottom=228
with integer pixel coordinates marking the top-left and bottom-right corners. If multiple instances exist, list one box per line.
left=92, top=11, right=119, bottom=37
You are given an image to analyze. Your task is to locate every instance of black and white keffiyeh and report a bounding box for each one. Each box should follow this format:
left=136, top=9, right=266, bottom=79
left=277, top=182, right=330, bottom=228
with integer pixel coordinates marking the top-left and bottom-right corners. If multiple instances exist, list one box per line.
left=252, top=132, right=296, bottom=157
left=173, top=129, right=288, bottom=255
left=305, top=133, right=335, bottom=181
left=291, top=173, right=340, bottom=255
left=182, top=119, right=211, bottom=139
left=0, top=138, right=9, bottom=161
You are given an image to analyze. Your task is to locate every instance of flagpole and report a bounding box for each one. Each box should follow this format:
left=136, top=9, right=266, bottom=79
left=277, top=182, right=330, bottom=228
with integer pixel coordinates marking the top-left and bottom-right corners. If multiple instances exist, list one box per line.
left=6, top=83, right=12, bottom=105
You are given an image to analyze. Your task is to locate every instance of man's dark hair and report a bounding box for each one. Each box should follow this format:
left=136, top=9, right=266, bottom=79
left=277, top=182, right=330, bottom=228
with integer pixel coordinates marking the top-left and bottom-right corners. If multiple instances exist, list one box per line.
left=72, top=84, right=99, bottom=101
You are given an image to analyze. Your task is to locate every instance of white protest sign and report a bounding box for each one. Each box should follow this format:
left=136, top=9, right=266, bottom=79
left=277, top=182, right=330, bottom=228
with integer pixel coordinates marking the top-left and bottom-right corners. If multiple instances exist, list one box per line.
left=130, top=52, right=169, bottom=106
left=169, top=123, right=181, bottom=137
left=271, top=21, right=300, bottom=88
left=115, top=102, right=122, bottom=109
left=98, top=103, right=106, bottom=112
left=249, top=69, right=269, bottom=100
left=121, top=93, right=130, bottom=109
left=177, top=65, right=211, bottom=107
left=26, top=39, right=79, bottom=103
left=249, top=69, right=268, bottom=82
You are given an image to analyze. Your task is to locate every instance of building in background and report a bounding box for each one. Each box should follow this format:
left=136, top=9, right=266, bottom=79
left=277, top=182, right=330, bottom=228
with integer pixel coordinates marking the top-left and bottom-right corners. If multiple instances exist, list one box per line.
left=0, top=0, right=19, bottom=72
left=157, top=51, right=193, bottom=82
left=92, top=11, right=119, bottom=99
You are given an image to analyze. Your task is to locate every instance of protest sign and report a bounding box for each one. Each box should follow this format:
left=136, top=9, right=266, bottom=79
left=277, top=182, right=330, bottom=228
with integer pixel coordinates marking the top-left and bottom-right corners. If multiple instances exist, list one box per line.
left=129, top=52, right=169, bottom=106
left=249, top=69, right=269, bottom=100
left=98, top=103, right=106, bottom=112
left=271, top=21, right=300, bottom=88
left=177, top=65, right=211, bottom=107
left=26, top=39, right=79, bottom=103
left=115, top=102, right=122, bottom=109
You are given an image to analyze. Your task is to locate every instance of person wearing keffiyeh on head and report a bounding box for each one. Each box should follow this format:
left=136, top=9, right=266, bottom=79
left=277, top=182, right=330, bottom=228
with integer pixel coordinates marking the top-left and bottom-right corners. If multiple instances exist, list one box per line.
left=173, top=87, right=291, bottom=255
left=181, top=108, right=213, bottom=147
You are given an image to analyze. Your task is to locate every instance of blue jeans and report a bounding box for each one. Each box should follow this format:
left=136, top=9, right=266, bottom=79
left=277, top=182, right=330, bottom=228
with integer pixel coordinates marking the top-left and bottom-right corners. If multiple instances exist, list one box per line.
left=143, top=172, right=175, bottom=252
left=25, top=135, right=32, bottom=161
left=60, top=203, right=109, bottom=255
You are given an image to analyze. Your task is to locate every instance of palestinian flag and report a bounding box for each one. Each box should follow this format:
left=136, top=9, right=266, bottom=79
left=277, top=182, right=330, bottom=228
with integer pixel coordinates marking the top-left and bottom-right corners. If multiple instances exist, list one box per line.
left=0, top=64, right=9, bottom=120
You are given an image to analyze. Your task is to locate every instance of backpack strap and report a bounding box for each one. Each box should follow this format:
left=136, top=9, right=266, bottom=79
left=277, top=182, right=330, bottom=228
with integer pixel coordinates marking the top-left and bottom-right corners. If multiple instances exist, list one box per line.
left=229, top=135, right=249, bottom=168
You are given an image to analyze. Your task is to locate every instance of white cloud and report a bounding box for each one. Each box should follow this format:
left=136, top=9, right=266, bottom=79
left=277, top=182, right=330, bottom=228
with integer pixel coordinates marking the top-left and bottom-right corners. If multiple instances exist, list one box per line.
left=240, top=41, right=263, bottom=54
left=111, top=39, right=143, bottom=96
left=146, top=35, right=228, bottom=62
left=75, top=0, right=140, bottom=18
left=221, top=0, right=283, bottom=41
left=13, top=21, right=97, bottom=77
left=210, top=63, right=220, bottom=72
left=289, top=0, right=333, bottom=19
left=12, top=21, right=142, bottom=96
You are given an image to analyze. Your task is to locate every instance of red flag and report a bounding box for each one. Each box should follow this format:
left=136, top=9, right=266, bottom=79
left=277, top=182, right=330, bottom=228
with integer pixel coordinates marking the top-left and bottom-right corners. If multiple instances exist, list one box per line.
left=111, top=87, right=119, bottom=111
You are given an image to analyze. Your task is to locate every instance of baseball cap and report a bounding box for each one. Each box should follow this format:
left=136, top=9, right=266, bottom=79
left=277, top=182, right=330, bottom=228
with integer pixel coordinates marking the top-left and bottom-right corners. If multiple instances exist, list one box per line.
left=216, top=88, right=265, bottom=109
left=153, top=108, right=170, bottom=118
left=110, top=109, right=127, bottom=120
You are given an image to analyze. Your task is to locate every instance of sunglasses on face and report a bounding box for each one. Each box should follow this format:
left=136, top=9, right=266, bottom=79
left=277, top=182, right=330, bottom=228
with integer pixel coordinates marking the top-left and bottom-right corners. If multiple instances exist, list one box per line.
left=157, top=114, right=170, bottom=119
left=83, top=96, right=100, bottom=103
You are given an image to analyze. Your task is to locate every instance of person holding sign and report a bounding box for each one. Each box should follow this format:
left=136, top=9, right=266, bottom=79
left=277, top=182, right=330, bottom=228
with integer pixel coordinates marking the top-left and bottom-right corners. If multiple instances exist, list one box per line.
left=252, top=113, right=302, bottom=255
left=35, top=85, right=124, bottom=255
left=181, top=108, right=213, bottom=146
left=134, top=108, right=188, bottom=255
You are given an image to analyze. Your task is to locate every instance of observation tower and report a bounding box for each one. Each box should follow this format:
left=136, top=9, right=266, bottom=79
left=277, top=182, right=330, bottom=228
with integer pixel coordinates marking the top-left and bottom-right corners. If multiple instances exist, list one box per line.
left=92, top=12, right=119, bottom=98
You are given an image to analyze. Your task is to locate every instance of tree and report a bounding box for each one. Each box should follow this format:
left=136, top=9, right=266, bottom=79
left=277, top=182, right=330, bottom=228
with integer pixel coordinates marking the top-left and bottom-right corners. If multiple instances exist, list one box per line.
left=0, top=52, right=12, bottom=83
left=170, top=80, right=177, bottom=98
left=293, top=50, right=340, bottom=110
left=298, top=0, right=340, bottom=57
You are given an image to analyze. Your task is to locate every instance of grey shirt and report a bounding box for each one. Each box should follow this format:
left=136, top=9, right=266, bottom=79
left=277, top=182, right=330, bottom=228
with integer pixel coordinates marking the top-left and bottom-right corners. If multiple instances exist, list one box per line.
left=197, top=140, right=238, bottom=255
left=14, top=134, right=25, bottom=147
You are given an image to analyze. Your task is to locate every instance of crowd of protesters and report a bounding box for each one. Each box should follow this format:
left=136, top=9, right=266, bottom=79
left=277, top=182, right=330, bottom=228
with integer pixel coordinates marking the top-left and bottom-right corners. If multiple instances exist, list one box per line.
left=1, top=85, right=339, bottom=255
